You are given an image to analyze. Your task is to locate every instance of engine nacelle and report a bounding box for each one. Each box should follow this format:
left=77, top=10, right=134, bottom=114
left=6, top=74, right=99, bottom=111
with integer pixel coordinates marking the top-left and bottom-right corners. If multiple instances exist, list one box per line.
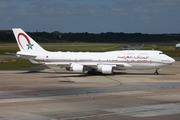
left=98, top=65, right=113, bottom=74
left=70, top=64, right=84, bottom=73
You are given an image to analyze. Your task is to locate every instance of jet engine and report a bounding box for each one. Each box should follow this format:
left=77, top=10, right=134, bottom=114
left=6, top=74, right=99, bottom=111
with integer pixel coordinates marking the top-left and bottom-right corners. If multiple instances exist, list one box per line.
left=70, top=64, right=84, bottom=73
left=97, top=65, right=113, bottom=74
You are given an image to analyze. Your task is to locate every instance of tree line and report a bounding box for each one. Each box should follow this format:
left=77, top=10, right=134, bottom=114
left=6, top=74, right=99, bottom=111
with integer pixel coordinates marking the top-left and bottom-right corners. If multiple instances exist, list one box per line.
left=0, top=30, right=180, bottom=43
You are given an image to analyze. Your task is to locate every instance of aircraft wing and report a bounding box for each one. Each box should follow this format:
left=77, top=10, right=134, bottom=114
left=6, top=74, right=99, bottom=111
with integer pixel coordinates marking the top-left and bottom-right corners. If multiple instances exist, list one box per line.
left=44, top=62, right=132, bottom=69
left=44, top=62, right=97, bottom=68
left=116, top=63, right=132, bottom=67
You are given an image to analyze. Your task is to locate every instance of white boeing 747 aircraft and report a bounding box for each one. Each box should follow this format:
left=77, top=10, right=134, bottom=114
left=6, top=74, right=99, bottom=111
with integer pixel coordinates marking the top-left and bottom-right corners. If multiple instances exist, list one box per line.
left=12, top=28, right=175, bottom=75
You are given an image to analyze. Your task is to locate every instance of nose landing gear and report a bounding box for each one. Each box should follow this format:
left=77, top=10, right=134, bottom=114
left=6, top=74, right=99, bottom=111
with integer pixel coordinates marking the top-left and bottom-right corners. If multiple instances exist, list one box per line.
left=154, top=69, right=159, bottom=75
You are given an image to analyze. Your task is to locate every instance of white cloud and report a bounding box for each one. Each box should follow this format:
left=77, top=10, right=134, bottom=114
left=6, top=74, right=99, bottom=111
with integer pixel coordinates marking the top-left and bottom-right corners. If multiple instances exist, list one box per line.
left=0, top=4, right=7, bottom=9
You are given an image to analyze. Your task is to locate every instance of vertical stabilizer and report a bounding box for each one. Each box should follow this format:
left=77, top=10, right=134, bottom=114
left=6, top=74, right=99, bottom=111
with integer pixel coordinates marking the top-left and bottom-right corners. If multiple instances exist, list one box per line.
left=12, top=28, right=45, bottom=52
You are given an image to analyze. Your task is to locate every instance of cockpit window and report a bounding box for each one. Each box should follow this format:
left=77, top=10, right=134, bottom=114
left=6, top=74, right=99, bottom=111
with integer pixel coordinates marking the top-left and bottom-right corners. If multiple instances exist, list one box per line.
left=159, top=52, right=164, bottom=54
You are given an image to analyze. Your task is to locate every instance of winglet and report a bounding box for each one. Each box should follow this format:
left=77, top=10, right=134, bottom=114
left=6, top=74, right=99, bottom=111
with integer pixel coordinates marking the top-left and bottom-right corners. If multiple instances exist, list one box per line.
left=12, top=28, right=45, bottom=52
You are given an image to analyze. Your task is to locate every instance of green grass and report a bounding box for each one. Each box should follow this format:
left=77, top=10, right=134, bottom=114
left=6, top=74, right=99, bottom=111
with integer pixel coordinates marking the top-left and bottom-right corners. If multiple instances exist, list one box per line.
left=143, top=43, right=175, bottom=50
left=39, top=43, right=124, bottom=52
left=44, top=45, right=123, bottom=52
left=142, top=43, right=180, bottom=57
left=0, top=60, right=40, bottom=70
left=163, top=50, right=180, bottom=57
left=0, top=43, right=23, bottom=55
left=0, top=43, right=124, bottom=54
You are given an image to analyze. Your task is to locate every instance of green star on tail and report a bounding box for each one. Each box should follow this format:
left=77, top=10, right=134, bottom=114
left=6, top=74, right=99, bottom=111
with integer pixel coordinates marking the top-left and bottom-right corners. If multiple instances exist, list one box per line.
left=27, top=43, right=34, bottom=49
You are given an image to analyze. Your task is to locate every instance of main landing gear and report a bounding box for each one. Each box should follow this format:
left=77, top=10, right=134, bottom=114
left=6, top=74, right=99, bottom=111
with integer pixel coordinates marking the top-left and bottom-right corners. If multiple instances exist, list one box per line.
left=87, top=70, right=102, bottom=75
left=154, top=69, right=159, bottom=75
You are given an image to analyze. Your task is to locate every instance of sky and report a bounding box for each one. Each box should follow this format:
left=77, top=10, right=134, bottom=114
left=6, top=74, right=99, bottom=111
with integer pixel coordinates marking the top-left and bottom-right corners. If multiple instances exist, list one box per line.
left=0, top=0, right=180, bottom=33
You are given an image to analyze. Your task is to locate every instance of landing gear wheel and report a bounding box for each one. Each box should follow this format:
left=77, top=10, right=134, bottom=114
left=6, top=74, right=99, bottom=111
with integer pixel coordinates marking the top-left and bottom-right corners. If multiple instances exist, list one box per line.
left=154, top=69, right=159, bottom=75
left=154, top=71, right=158, bottom=75
left=87, top=71, right=93, bottom=75
left=87, top=70, right=102, bottom=75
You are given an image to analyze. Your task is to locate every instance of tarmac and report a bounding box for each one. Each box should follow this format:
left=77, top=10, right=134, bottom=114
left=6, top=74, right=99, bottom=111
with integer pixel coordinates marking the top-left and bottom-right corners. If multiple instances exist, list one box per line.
left=0, top=61, right=180, bottom=120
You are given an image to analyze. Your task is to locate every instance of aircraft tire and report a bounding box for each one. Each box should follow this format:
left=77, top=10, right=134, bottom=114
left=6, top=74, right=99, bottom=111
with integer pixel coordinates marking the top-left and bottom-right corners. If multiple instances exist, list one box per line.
left=154, top=72, right=158, bottom=75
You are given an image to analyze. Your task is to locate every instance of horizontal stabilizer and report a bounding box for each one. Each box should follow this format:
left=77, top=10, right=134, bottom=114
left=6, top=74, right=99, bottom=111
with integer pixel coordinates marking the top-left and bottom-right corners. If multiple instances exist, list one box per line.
left=16, top=52, right=37, bottom=59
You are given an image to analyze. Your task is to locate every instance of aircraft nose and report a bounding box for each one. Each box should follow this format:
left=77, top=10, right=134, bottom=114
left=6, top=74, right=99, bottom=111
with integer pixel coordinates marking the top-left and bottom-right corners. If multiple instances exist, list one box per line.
left=161, top=56, right=175, bottom=64
left=171, top=57, right=175, bottom=63
left=168, top=57, right=175, bottom=64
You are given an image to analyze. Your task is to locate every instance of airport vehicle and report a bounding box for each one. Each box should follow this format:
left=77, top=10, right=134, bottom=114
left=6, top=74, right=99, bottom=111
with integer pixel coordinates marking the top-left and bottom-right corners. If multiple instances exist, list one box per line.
left=12, top=28, right=175, bottom=75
